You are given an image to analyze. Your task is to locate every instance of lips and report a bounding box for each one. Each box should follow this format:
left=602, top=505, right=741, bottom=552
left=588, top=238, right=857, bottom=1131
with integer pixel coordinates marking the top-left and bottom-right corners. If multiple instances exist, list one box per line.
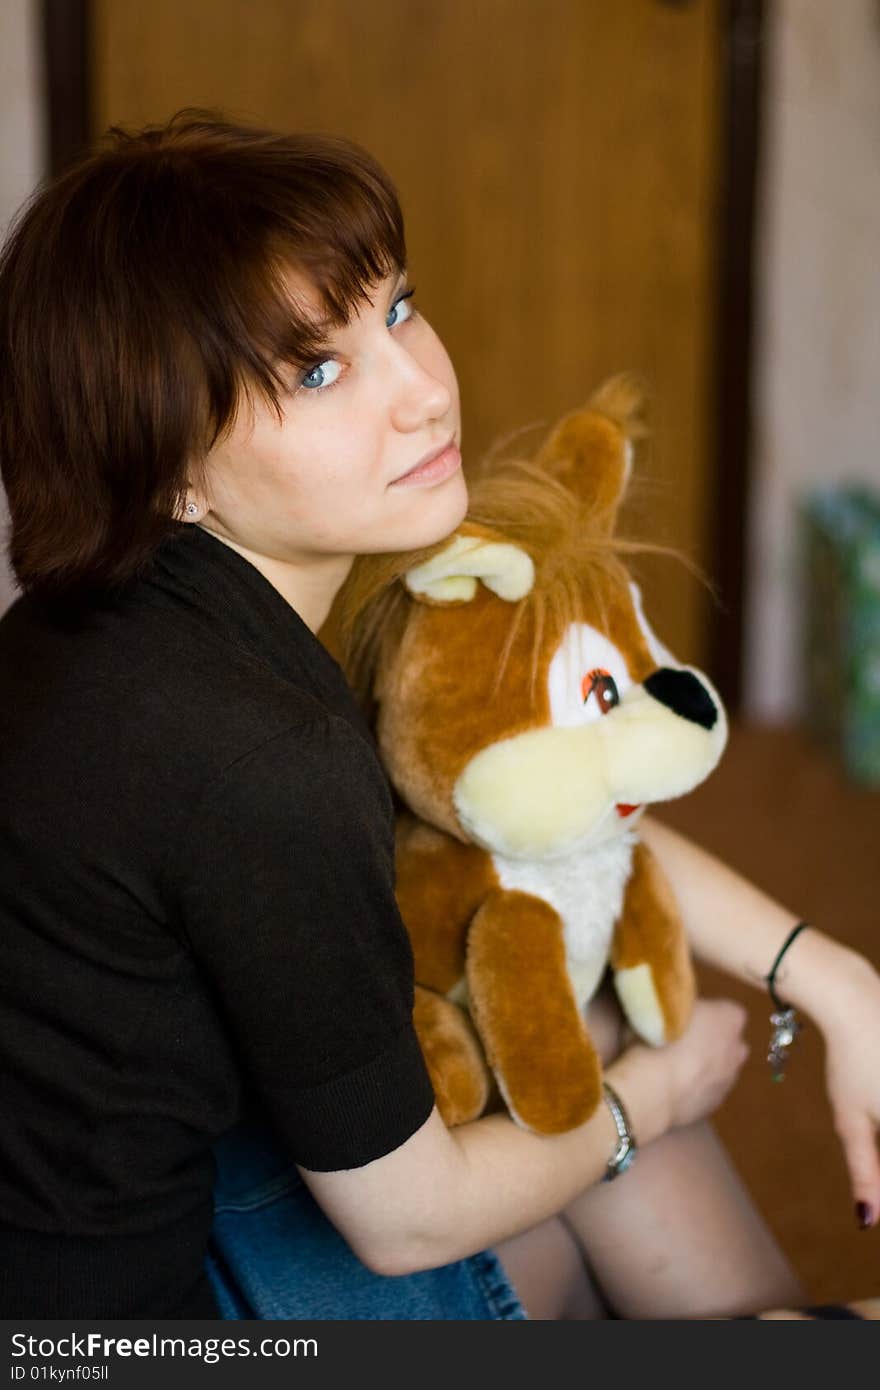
left=395, top=435, right=456, bottom=483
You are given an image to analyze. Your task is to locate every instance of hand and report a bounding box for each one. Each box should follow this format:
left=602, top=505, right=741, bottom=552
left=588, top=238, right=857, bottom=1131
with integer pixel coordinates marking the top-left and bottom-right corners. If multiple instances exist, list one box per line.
left=607, top=997, right=749, bottom=1146
left=816, top=956, right=880, bottom=1227
left=657, top=997, right=750, bottom=1132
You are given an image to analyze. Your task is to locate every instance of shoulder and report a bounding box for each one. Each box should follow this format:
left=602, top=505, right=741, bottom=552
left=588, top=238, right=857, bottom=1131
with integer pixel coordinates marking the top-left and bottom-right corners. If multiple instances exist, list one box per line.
left=191, top=717, right=394, bottom=845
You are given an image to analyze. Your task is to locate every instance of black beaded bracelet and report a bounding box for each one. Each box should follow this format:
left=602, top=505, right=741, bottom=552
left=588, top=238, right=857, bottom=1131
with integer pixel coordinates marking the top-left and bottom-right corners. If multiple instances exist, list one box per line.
left=764, top=920, right=810, bottom=1081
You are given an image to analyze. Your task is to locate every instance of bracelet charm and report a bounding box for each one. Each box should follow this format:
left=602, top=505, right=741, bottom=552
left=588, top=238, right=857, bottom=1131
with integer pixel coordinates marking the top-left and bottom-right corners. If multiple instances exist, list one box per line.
left=764, top=920, right=810, bottom=1082
left=768, top=1005, right=802, bottom=1082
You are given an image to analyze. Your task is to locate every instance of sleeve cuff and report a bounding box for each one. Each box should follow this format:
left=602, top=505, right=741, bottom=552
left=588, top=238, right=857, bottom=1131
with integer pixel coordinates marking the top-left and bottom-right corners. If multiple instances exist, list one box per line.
left=261, top=1025, right=436, bottom=1172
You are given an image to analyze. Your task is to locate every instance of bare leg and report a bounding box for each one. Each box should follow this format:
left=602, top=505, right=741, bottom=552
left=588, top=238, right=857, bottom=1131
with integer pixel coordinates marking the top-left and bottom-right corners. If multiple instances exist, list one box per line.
left=490, top=984, right=629, bottom=1318
left=562, top=1117, right=806, bottom=1318
left=493, top=983, right=806, bottom=1320
left=493, top=1213, right=609, bottom=1319
left=561, top=982, right=807, bottom=1318
left=489, top=979, right=635, bottom=1319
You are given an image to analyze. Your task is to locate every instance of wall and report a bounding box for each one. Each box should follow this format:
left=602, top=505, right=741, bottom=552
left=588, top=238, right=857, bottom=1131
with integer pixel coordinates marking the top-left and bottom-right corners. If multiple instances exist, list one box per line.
left=0, top=0, right=45, bottom=615
left=745, top=0, right=880, bottom=721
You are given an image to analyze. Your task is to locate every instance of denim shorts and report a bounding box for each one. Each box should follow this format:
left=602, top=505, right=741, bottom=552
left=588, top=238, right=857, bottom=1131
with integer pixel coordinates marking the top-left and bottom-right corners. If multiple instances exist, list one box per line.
left=205, top=1120, right=527, bottom=1320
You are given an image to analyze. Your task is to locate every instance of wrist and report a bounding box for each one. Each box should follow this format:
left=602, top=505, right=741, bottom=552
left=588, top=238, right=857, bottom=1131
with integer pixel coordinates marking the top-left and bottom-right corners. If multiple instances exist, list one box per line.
left=600, top=1081, right=637, bottom=1180
left=770, top=926, right=873, bottom=1033
left=604, top=1044, right=669, bottom=1149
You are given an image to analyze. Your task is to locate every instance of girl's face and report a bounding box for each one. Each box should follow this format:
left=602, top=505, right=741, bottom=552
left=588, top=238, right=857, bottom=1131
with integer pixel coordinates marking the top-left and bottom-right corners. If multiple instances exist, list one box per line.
left=191, top=266, right=466, bottom=565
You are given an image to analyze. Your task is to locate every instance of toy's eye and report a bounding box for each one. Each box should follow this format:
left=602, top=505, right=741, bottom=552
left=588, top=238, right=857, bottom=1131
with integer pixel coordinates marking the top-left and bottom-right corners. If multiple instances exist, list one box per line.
left=581, top=668, right=619, bottom=715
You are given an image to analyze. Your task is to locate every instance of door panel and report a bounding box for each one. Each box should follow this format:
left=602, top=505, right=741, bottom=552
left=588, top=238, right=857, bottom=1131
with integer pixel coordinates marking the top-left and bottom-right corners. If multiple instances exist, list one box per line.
left=92, top=0, right=720, bottom=666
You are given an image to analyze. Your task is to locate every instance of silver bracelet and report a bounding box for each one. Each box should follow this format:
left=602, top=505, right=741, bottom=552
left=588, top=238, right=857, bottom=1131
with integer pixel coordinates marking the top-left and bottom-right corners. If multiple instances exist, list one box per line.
left=601, top=1081, right=637, bottom=1181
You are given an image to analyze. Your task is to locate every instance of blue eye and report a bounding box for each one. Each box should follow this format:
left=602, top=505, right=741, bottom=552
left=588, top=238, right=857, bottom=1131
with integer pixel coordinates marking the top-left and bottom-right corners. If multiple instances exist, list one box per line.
left=297, top=287, right=417, bottom=397
left=300, top=359, right=342, bottom=392
left=387, top=288, right=416, bottom=328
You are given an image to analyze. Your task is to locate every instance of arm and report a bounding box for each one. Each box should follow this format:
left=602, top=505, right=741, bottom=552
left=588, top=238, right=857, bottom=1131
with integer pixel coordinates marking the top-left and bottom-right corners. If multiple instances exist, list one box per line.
left=300, top=997, right=748, bottom=1276
left=300, top=1041, right=662, bottom=1276
left=638, top=813, right=880, bottom=1224
left=637, top=814, right=872, bottom=1018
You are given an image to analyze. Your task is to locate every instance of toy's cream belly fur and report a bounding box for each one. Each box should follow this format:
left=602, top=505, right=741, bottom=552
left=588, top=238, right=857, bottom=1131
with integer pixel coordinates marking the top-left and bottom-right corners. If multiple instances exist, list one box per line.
left=448, top=831, right=636, bottom=1012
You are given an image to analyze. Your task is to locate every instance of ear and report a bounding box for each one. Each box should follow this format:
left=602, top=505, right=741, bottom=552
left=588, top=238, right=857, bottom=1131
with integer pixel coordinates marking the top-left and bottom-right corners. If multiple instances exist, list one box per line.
left=532, top=374, right=643, bottom=530
left=628, top=581, right=679, bottom=669
left=178, top=465, right=212, bottom=524
left=404, top=531, right=535, bottom=606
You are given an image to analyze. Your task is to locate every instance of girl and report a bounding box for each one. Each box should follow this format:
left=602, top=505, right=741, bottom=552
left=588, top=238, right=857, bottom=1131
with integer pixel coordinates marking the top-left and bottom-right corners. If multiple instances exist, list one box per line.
left=0, top=110, right=877, bottom=1320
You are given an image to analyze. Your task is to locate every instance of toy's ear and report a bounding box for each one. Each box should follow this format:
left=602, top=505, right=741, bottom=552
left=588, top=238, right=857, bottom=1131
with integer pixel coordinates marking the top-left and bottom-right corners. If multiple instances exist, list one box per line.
left=533, top=374, right=643, bottom=531
left=404, top=530, right=535, bottom=606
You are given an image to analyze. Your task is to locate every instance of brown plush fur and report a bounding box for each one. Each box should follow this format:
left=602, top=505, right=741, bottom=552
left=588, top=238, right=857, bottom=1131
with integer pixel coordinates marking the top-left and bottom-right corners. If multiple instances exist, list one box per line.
left=412, top=986, right=490, bottom=1127
left=467, top=889, right=603, bottom=1133
left=375, top=538, right=660, bottom=838
left=611, top=841, right=697, bottom=1041
left=395, top=814, right=499, bottom=990
left=322, top=377, right=722, bottom=1133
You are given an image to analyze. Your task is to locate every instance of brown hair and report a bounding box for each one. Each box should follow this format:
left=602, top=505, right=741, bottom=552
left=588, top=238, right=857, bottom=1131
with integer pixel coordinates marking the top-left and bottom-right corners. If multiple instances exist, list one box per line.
left=0, top=108, right=406, bottom=607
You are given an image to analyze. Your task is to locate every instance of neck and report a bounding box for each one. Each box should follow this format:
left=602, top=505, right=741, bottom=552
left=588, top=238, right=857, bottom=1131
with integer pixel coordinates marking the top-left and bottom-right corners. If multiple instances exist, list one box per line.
left=196, top=524, right=353, bottom=633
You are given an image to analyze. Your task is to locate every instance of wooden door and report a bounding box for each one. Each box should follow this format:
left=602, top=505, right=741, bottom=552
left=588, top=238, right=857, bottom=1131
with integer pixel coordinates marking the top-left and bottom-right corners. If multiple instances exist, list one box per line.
left=91, top=0, right=721, bottom=667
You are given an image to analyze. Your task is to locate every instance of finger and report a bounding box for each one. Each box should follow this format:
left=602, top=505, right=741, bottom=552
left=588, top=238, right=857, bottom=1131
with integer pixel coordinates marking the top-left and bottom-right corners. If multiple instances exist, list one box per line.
left=833, top=1111, right=880, bottom=1227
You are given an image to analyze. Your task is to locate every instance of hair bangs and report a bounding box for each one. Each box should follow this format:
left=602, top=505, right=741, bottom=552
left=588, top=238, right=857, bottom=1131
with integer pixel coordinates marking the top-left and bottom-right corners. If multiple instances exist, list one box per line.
left=213, top=144, right=408, bottom=435
left=97, top=114, right=407, bottom=448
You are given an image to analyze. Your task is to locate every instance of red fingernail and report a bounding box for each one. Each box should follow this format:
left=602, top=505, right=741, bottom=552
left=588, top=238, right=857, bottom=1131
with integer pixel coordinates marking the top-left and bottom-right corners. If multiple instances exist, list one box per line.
left=855, top=1201, right=874, bottom=1230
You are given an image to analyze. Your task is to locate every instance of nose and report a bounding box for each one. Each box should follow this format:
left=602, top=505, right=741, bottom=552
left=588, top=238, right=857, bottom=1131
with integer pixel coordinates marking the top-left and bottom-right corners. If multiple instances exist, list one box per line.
left=387, top=341, right=453, bottom=434
left=643, top=668, right=719, bottom=730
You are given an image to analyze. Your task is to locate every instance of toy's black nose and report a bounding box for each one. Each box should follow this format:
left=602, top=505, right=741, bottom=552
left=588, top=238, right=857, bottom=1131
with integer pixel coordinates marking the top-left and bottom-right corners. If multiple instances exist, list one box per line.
left=643, top=668, right=718, bottom=730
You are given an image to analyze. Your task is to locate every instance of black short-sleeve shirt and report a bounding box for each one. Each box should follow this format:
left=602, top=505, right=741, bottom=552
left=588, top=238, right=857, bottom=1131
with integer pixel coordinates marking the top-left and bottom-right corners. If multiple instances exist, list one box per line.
left=0, top=522, right=435, bottom=1316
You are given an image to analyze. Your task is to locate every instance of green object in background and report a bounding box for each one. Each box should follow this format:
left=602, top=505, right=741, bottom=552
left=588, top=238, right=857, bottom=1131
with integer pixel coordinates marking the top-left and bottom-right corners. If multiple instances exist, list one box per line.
left=800, top=484, right=880, bottom=787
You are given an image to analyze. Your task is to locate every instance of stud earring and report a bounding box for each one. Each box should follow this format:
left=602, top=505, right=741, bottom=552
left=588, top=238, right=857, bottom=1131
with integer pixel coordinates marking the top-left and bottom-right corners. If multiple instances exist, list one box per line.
left=185, top=503, right=199, bottom=517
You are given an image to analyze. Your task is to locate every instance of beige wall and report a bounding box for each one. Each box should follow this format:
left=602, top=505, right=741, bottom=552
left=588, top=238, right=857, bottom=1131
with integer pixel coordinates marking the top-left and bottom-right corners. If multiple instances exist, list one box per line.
left=745, top=0, right=880, bottom=721
left=0, top=0, right=44, bottom=616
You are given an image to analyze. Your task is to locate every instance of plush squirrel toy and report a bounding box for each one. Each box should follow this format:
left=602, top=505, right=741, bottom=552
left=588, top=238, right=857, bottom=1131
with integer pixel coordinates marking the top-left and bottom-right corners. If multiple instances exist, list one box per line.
left=368, top=379, right=728, bottom=1135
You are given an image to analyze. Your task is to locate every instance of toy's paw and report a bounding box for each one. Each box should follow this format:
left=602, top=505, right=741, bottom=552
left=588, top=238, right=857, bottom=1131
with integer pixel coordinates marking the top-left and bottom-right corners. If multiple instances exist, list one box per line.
left=467, top=889, right=604, bottom=1134
left=413, top=985, right=490, bottom=1126
left=613, top=963, right=669, bottom=1046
